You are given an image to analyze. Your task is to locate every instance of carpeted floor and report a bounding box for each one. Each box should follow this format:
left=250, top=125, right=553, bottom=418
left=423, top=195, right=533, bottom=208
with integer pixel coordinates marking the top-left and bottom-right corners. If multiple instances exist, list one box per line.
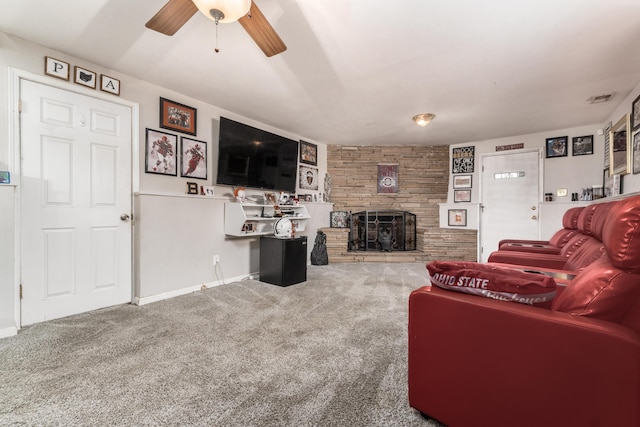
left=0, top=262, right=444, bottom=426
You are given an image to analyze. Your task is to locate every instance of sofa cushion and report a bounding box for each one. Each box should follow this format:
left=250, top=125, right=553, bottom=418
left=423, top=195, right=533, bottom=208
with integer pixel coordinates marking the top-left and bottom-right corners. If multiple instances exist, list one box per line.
left=427, top=261, right=557, bottom=306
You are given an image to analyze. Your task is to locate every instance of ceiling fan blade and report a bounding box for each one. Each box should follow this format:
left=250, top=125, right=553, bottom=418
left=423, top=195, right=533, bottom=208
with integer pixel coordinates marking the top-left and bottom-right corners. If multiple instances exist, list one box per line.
left=238, top=2, right=287, bottom=57
left=145, top=0, right=198, bottom=36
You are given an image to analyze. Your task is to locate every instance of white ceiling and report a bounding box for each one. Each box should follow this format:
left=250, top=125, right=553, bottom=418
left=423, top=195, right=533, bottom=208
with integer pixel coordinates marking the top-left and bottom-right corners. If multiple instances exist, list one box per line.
left=2, top=0, right=640, bottom=146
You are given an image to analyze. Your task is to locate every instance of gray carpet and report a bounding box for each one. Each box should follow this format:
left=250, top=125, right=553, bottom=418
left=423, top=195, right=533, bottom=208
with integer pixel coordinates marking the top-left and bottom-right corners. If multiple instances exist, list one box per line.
left=0, top=262, right=443, bottom=426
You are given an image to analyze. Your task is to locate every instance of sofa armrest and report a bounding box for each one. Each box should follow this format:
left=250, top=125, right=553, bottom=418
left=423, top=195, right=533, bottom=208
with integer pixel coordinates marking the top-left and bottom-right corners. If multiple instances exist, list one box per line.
left=498, top=238, right=550, bottom=247
left=408, top=286, right=640, bottom=426
left=487, top=250, right=568, bottom=269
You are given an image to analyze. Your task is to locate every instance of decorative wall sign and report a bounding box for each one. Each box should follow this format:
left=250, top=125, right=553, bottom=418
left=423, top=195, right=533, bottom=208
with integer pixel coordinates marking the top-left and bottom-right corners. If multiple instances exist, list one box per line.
left=145, top=128, right=177, bottom=176
left=377, top=163, right=399, bottom=193
left=186, top=182, right=199, bottom=195
left=180, top=137, right=207, bottom=179
left=300, top=140, right=317, bottom=165
left=100, top=75, right=121, bottom=96
left=44, top=56, right=70, bottom=81
left=496, top=143, right=524, bottom=151
left=299, top=165, right=319, bottom=190
left=572, top=135, right=593, bottom=156
left=74, top=66, right=97, bottom=89
left=160, top=97, right=197, bottom=136
left=452, top=146, right=475, bottom=173
left=545, top=136, right=568, bottom=158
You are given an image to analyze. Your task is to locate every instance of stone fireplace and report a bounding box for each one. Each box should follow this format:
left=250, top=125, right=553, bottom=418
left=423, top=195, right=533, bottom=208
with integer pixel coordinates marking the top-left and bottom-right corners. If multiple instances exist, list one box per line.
left=349, top=210, right=416, bottom=252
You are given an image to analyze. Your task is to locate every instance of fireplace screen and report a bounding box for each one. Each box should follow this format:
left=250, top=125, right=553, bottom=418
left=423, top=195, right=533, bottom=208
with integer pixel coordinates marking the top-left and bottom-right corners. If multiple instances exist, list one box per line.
left=349, top=210, right=416, bottom=252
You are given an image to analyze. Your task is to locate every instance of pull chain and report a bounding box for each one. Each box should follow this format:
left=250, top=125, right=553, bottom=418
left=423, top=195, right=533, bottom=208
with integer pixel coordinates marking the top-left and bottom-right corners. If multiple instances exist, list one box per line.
left=215, top=21, right=220, bottom=53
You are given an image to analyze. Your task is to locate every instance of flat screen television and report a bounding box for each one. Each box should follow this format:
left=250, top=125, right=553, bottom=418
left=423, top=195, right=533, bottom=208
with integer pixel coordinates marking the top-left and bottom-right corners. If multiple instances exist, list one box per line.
left=216, top=117, right=299, bottom=192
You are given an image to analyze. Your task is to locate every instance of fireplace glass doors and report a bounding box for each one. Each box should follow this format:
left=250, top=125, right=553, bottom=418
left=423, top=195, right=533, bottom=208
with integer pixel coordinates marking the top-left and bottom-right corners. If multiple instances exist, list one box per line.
left=350, top=210, right=416, bottom=252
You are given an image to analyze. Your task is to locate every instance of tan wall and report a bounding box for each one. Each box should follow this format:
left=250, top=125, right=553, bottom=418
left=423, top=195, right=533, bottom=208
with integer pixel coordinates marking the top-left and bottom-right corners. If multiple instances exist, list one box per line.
left=326, top=145, right=477, bottom=262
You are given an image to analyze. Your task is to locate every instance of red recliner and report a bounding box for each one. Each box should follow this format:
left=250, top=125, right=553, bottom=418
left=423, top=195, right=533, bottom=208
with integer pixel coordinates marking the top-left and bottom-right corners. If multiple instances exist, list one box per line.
left=408, top=195, right=640, bottom=426
left=497, top=206, right=584, bottom=254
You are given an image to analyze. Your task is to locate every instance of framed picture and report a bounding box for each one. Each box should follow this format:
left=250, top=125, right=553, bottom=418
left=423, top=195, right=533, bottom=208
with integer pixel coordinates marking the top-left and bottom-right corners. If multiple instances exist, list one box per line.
left=633, top=132, right=640, bottom=175
left=100, top=74, right=120, bottom=96
left=145, top=128, right=177, bottom=176
left=448, top=209, right=467, bottom=227
left=452, top=146, right=475, bottom=173
left=0, top=171, right=10, bottom=184
left=572, top=135, right=593, bottom=156
left=299, top=165, right=319, bottom=190
left=180, top=137, right=207, bottom=180
left=160, top=97, right=197, bottom=136
left=610, top=114, right=631, bottom=175
left=44, top=56, right=70, bottom=81
left=73, top=66, right=97, bottom=89
left=545, top=136, right=568, bottom=158
left=330, top=211, right=349, bottom=228
left=632, top=94, right=640, bottom=132
left=300, top=140, right=317, bottom=165
left=264, top=192, right=277, bottom=205
left=452, top=174, right=472, bottom=189
left=454, top=189, right=471, bottom=203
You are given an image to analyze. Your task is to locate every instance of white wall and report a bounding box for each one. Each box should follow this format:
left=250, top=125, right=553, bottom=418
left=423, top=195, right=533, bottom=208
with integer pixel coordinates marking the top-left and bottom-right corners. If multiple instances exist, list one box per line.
left=0, top=32, right=329, bottom=331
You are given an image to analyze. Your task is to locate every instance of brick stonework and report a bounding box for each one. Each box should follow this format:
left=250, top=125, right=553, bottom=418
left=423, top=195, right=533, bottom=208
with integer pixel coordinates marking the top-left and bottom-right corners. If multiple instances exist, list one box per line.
left=326, top=145, right=477, bottom=262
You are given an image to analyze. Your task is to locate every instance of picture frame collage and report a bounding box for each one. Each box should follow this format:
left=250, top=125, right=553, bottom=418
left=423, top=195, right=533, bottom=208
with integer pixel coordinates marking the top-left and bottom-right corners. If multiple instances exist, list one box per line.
left=545, top=135, right=594, bottom=159
left=449, top=152, right=473, bottom=225
left=145, top=98, right=207, bottom=191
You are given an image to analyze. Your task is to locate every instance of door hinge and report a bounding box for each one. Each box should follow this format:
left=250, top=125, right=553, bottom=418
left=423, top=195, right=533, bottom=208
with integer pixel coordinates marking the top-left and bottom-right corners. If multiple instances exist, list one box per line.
left=18, top=99, right=22, bottom=113
left=19, top=284, right=23, bottom=299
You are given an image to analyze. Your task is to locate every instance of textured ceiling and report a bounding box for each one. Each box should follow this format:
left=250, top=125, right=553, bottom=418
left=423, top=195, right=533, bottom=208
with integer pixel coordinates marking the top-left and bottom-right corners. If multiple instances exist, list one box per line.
left=2, top=0, right=640, bottom=146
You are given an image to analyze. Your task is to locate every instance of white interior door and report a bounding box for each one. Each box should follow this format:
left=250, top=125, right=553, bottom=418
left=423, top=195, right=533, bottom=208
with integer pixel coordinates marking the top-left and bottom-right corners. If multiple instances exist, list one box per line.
left=480, top=150, right=541, bottom=262
left=20, top=80, right=132, bottom=326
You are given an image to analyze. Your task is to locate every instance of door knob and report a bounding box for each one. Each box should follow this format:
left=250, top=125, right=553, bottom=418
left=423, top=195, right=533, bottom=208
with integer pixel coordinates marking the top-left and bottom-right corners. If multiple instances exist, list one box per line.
left=531, top=206, right=537, bottom=210
left=120, top=214, right=130, bottom=222
left=531, top=215, right=538, bottom=220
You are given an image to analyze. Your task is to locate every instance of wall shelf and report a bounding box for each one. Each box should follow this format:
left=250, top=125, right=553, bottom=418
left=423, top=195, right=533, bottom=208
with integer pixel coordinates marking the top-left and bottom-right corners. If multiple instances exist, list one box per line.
left=224, top=203, right=310, bottom=237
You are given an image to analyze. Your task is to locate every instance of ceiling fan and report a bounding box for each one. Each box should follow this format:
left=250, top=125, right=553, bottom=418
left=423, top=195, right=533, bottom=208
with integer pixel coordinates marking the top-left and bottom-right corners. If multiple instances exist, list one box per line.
left=145, top=0, right=287, bottom=57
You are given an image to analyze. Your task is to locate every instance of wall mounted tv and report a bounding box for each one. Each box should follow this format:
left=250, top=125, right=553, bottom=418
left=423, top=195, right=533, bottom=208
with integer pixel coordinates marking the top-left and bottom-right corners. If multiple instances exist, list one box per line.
left=216, top=117, right=299, bottom=192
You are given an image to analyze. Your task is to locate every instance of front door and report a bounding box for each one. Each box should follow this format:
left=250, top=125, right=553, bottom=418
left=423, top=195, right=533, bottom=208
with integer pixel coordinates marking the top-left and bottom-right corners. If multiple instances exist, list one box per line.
left=479, top=149, right=541, bottom=262
left=20, top=79, right=133, bottom=326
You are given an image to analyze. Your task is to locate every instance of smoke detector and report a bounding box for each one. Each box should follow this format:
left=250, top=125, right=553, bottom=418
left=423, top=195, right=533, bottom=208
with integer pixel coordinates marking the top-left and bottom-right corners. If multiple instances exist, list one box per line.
left=587, top=93, right=615, bottom=104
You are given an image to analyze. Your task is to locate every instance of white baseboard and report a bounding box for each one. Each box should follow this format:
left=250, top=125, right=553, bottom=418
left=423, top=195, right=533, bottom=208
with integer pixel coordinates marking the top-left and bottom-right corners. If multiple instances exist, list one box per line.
left=0, top=326, right=18, bottom=339
left=133, top=273, right=255, bottom=306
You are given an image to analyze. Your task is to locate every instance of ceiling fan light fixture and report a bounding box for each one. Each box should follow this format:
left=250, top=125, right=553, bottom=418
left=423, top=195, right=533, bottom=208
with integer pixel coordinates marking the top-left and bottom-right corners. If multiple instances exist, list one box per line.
left=413, top=113, right=436, bottom=127
left=192, top=0, right=251, bottom=23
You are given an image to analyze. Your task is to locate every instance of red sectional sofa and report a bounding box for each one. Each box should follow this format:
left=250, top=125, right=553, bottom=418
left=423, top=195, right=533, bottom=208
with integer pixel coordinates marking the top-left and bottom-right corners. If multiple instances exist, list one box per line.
left=486, top=202, right=613, bottom=272
left=497, top=206, right=584, bottom=255
left=408, top=194, right=640, bottom=426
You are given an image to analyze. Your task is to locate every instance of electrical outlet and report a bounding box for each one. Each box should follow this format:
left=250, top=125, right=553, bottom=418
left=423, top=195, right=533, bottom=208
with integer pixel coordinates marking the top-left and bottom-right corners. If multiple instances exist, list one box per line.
left=213, top=254, right=220, bottom=265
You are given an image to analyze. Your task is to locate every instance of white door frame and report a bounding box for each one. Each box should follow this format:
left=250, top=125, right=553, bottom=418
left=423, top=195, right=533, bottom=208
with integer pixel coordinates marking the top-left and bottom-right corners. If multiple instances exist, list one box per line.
left=478, top=148, right=543, bottom=261
left=8, top=67, right=140, bottom=330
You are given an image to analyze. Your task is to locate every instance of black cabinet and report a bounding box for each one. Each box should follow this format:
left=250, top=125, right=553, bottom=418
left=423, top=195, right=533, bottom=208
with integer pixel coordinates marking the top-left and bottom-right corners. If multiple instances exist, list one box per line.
left=259, top=236, right=307, bottom=286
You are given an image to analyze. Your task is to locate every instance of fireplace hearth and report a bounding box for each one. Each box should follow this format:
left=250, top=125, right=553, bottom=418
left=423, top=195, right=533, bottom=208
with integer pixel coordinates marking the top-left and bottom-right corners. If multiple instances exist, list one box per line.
left=349, top=210, right=416, bottom=252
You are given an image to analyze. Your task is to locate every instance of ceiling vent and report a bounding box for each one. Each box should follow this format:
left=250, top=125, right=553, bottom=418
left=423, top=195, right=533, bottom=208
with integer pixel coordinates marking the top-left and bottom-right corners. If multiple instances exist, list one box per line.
left=587, top=93, right=615, bottom=104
